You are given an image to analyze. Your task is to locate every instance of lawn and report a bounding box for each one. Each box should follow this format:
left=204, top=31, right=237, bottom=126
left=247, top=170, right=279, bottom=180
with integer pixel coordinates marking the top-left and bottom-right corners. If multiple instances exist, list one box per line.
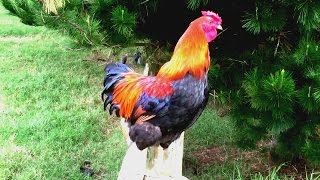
left=0, top=4, right=318, bottom=180
left=0, top=5, right=127, bottom=179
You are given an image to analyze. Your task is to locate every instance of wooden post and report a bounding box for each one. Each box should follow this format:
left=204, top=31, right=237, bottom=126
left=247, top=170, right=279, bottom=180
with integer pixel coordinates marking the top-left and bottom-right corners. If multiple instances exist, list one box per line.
left=117, top=141, right=147, bottom=180
left=117, top=63, right=189, bottom=180
left=144, top=133, right=188, bottom=180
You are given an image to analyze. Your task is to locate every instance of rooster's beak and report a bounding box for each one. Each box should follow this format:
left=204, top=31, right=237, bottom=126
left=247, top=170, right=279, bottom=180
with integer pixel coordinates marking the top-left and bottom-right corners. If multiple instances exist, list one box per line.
left=217, top=25, right=223, bottom=30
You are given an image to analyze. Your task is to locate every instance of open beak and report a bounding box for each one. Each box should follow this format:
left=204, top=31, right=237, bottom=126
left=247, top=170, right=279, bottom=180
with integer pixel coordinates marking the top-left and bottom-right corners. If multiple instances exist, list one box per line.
left=217, top=25, right=223, bottom=30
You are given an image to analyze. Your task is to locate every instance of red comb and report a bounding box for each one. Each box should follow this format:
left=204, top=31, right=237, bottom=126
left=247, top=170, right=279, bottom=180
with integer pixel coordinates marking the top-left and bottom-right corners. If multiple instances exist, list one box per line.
left=201, top=11, right=222, bottom=23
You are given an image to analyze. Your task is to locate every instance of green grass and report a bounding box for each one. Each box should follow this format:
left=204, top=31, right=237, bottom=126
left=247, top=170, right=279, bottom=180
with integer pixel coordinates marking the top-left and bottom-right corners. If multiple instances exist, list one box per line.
left=1, top=4, right=318, bottom=180
left=185, top=108, right=234, bottom=152
left=0, top=4, right=126, bottom=179
left=0, top=7, right=46, bottom=36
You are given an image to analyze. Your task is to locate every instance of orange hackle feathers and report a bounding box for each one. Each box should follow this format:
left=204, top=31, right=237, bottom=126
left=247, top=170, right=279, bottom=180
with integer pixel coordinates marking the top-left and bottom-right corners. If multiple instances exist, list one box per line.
left=157, top=16, right=211, bottom=80
left=112, top=73, right=143, bottom=119
left=112, top=74, right=173, bottom=119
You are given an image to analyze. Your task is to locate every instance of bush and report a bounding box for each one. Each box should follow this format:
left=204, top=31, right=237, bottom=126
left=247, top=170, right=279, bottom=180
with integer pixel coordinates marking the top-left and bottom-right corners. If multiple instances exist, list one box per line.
left=203, top=0, right=320, bottom=166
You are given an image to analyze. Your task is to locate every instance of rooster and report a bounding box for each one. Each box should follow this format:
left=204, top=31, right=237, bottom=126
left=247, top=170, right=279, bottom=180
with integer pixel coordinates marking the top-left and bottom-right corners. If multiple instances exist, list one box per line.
left=102, top=11, right=222, bottom=150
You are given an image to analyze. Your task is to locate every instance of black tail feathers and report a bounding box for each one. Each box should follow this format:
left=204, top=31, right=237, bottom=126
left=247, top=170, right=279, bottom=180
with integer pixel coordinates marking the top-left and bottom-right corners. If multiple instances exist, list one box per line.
left=101, top=63, right=133, bottom=116
left=129, top=122, right=162, bottom=150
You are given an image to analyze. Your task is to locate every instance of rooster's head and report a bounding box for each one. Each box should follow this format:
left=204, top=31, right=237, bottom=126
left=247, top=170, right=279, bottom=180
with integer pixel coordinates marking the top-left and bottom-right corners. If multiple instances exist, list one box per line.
left=198, top=11, right=222, bottom=42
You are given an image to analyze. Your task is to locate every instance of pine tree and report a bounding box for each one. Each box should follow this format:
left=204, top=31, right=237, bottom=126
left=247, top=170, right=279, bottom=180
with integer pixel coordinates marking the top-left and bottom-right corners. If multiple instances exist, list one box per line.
left=204, top=0, right=320, bottom=166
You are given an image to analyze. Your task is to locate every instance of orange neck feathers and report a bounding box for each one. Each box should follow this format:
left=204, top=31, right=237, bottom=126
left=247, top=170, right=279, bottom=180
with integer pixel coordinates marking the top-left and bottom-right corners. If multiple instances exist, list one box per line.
left=157, top=21, right=210, bottom=80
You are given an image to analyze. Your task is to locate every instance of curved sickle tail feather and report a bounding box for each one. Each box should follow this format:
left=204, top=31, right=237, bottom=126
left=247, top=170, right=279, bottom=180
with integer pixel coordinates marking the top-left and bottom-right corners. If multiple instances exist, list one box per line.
left=101, top=63, right=133, bottom=117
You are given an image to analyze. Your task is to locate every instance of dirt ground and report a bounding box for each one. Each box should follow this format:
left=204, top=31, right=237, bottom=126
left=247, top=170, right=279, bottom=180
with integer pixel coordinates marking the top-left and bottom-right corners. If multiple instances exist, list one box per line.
left=191, top=145, right=317, bottom=179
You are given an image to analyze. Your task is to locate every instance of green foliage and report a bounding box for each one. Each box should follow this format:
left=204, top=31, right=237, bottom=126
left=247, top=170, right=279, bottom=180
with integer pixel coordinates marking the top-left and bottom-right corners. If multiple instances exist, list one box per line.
left=111, top=6, right=136, bottom=39
left=302, top=134, right=320, bottom=165
left=241, top=69, right=296, bottom=135
left=263, top=70, right=295, bottom=110
left=242, top=2, right=286, bottom=34
left=314, top=88, right=320, bottom=102
left=293, top=40, right=320, bottom=65
left=242, top=12, right=261, bottom=35
left=250, top=164, right=284, bottom=180
left=1, top=0, right=42, bottom=25
left=297, top=86, right=320, bottom=113
left=211, top=0, right=320, bottom=166
left=243, top=68, right=267, bottom=111
left=295, top=0, right=320, bottom=31
left=187, top=0, right=210, bottom=10
left=59, top=13, right=105, bottom=46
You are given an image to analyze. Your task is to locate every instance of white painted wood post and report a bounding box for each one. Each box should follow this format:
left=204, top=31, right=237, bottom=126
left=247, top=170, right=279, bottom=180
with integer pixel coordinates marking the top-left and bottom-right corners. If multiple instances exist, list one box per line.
left=117, top=63, right=189, bottom=180
left=144, top=133, right=188, bottom=180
